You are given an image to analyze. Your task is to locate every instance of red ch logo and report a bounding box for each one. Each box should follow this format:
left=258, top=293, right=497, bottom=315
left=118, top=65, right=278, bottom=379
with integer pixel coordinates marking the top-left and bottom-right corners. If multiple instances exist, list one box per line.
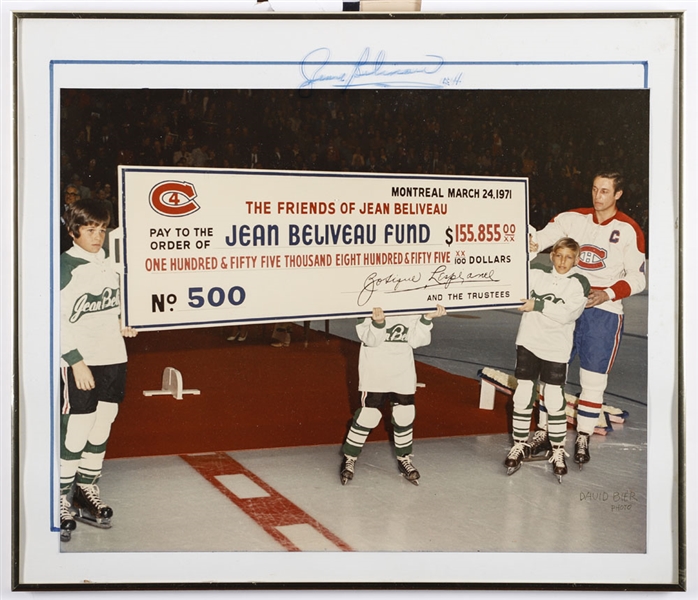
left=149, top=181, right=200, bottom=217
left=577, top=245, right=607, bottom=271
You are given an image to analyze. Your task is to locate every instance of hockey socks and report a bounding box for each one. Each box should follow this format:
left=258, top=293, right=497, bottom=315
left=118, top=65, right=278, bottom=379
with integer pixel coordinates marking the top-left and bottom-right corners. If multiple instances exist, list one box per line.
left=576, top=368, right=607, bottom=435
left=342, top=406, right=382, bottom=457
left=60, top=402, right=119, bottom=486
left=542, top=384, right=567, bottom=446
left=60, top=412, right=97, bottom=494
left=391, top=403, right=415, bottom=456
left=76, top=402, right=119, bottom=485
left=511, top=379, right=535, bottom=443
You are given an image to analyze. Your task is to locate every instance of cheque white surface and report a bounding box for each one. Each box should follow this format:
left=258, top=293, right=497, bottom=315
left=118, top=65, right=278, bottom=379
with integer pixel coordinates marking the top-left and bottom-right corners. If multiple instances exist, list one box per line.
left=117, top=167, right=529, bottom=330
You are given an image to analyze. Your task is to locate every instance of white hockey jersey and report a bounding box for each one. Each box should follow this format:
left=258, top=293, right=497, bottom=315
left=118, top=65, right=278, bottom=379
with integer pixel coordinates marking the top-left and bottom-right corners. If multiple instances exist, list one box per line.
left=534, top=208, right=646, bottom=315
left=60, top=244, right=127, bottom=367
left=356, top=314, right=433, bottom=395
left=516, top=264, right=590, bottom=364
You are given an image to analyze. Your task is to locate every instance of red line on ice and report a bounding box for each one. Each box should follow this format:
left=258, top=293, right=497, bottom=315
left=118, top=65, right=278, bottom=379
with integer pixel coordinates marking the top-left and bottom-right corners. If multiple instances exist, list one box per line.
left=181, top=452, right=352, bottom=552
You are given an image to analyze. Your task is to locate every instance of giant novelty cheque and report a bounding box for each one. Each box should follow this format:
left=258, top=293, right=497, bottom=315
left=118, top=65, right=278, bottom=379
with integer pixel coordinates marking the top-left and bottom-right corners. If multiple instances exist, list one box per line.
left=117, top=167, right=530, bottom=330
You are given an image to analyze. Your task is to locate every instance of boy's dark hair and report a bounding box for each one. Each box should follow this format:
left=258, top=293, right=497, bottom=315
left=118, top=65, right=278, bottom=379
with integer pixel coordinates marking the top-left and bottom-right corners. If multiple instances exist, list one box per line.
left=594, top=170, right=624, bottom=194
left=64, top=199, right=111, bottom=239
left=552, top=236, right=581, bottom=258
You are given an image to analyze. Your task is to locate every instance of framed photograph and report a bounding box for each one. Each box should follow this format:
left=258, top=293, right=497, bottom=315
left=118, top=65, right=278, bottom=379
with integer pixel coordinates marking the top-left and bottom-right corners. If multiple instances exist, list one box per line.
left=4, top=1, right=692, bottom=593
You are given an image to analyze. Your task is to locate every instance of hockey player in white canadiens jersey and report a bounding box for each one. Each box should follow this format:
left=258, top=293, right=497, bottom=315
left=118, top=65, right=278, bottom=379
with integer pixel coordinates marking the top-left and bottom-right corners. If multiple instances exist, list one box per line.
left=530, top=171, right=647, bottom=468
left=340, top=304, right=447, bottom=486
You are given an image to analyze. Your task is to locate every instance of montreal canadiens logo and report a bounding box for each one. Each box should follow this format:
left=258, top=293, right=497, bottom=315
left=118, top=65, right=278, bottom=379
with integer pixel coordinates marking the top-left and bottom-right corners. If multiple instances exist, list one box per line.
left=577, top=244, right=607, bottom=270
left=149, top=181, right=200, bottom=217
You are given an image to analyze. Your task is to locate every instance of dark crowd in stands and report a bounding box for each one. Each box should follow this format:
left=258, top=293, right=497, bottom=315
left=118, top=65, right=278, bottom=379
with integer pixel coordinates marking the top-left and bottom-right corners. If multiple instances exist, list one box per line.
left=60, top=88, right=649, bottom=249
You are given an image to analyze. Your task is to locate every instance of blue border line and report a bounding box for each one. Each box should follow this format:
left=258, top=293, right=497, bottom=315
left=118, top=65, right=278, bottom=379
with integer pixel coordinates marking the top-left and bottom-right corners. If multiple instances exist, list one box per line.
left=52, top=59, right=647, bottom=68
left=49, top=56, right=643, bottom=532
left=50, top=58, right=650, bottom=89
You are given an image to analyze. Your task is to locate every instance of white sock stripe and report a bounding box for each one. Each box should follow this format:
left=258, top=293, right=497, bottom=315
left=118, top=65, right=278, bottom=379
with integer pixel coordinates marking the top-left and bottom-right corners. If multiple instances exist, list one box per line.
left=512, top=417, right=531, bottom=432
left=78, top=451, right=106, bottom=476
left=60, top=457, right=80, bottom=489
left=77, top=469, right=102, bottom=479
left=393, top=428, right=413, bottom=438
left=346, top=431, right=370, bottom=446
left=512, top=414, right=531, bottom=423
left=548, top=420, right=567, bottom=437
left=347, top=427, right=369, bottom=440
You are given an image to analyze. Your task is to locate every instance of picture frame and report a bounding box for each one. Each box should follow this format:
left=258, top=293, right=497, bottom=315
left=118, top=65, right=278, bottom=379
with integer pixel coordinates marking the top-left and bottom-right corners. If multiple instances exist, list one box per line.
left=2, top=1, right=693, bottom=594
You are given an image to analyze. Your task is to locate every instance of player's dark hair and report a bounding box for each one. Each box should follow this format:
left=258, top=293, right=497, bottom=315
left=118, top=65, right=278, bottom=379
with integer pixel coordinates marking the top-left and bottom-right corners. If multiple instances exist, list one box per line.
left=64, top=199, right=111, bottom=239
left=552, top=237, right=581, bottom=258
left=594, top=170, right=624, bottom=193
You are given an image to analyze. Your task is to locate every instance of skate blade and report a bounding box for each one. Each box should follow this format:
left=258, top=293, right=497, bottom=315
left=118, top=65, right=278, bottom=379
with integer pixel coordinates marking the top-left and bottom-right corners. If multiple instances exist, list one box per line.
left=506, top=464, right=522, bottom=476
left=523, top=453, right=550, bottom=463
left=401, top=474, right=420, bottom=486
left=73, top=513, right=112, bottom=529
left=340, top=470, right=353, bottom=485
left=556, top=475, right=564, bottom=484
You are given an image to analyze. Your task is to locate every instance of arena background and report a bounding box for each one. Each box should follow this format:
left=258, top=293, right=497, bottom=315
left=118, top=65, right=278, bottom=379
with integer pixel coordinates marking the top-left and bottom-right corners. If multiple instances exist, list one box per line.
left=59, top=87, right=649, bottom=457
left=56, top=88, right=649, bottom=557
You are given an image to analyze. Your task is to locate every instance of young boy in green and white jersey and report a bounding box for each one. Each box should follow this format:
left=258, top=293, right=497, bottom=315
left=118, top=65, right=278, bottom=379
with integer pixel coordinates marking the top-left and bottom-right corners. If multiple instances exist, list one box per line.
left=59, top=200, right=137, bottom=541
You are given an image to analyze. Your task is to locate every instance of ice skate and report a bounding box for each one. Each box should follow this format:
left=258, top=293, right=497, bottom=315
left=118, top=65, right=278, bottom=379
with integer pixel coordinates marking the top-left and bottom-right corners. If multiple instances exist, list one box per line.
left=72, top=483, right=113, bottom=528
left=340, top=455, right=356, bottom=485
left=504, top=441, right=531, bottom=475
left=397, top=455, right=420, bottom=486
left=574, top=432, right=591, bottom=470
left=59, top=494, right=76, bottom=542
left=549, top=445, right=569, bottom=484
left=525, top=428, right=551, bottom=461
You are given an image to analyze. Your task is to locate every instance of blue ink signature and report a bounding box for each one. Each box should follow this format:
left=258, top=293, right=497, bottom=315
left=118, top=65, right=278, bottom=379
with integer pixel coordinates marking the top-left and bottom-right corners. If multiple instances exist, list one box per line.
left=300, top=47, right=448, bottom=91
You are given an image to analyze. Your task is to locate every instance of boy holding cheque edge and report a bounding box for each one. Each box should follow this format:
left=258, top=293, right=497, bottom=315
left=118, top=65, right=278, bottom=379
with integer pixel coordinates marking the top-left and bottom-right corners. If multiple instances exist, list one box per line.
left=505, top=237, right=590, bottom=483
left=340, top=304, right=447, bottom=486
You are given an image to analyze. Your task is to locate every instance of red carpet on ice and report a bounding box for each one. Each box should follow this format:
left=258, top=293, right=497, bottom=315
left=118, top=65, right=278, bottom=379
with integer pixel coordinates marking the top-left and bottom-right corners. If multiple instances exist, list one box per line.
left=108, top=324, right=510, bottom=458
